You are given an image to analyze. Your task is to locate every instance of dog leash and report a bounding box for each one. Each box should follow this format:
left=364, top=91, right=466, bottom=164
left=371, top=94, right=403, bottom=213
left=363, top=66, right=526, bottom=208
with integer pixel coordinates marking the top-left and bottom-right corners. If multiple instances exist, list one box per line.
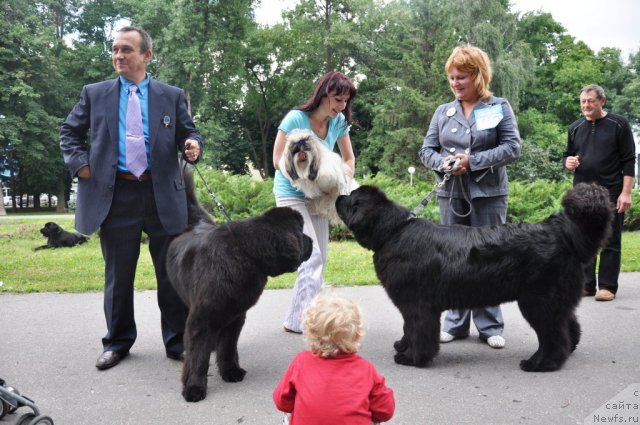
left=411, top=159, right=472, bottom=218
left=411, top=173, right=452, bottom=217
left=189, top=163, right=232, bottom=222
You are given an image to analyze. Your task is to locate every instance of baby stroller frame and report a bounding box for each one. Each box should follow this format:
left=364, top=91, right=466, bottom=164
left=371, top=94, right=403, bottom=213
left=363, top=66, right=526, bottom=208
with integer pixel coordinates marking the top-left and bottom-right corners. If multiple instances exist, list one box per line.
left=0, top=378, right=54, bottom=425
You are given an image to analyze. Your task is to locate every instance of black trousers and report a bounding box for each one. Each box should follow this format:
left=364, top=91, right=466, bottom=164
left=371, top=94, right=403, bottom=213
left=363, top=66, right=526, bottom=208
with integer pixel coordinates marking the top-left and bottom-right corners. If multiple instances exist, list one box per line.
left=99, top=179, right=187, bottom=356
left=584, top=190, right=624, bottom=294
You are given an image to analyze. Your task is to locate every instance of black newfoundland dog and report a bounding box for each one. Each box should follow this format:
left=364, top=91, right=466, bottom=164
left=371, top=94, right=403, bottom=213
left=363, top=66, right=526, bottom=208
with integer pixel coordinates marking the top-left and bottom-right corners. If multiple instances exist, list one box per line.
left=335, top=183, right=612, bottom=372
left=34, top=222, right=88, bottom=251
left=166, top=167, right=313, bottom=402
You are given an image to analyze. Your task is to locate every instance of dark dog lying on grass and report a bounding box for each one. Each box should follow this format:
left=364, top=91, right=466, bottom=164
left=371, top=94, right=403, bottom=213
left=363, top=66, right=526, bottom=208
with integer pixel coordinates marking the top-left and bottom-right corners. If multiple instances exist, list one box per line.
left=166, top=166, right=313, bottom=402
left=34, top=222, right=88, bottom=251
left=335, top=183, right=612, bottom=372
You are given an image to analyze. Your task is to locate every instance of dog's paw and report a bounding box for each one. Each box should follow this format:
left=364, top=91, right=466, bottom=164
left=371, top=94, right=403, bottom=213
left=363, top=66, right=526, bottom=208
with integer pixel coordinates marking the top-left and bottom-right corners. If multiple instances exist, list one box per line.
left=183, top=385, right=207, bottom=402
left=520, top=357, right=559, bottom=372
left=520, top=357, right=561, bottom=372
left=220, top=366, right=247, bottom=383
left=519, top=359, right=536, bottom=372
left=393, top=352, right=416, bottom=366
left=393, top=337, right=408, bottom=352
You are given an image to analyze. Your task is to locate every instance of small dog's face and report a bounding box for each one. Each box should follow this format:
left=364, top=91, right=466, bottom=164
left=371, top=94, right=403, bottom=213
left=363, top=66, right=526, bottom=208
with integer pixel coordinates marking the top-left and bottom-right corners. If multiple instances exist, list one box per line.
left=281, top=130, right=320, bottom=181
left=292, top=138, right=311, bottom=162
left=40, top=222, right=61, bottom=238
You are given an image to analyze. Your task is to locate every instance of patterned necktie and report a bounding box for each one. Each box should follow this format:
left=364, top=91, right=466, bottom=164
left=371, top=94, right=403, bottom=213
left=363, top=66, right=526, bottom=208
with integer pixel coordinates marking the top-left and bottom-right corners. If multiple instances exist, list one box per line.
left=126, top=85, right=148, bottom=178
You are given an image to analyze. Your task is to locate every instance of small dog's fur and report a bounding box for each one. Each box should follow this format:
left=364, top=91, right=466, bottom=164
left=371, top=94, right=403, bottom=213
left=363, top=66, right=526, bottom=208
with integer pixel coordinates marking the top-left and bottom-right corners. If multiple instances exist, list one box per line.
left=166, top=166, right=313, bottom=402
left=279, top=129, right=358, bottom=218
left=335, top=183, right=612, bottom=372
left=34, top=222, right=88, bottom=251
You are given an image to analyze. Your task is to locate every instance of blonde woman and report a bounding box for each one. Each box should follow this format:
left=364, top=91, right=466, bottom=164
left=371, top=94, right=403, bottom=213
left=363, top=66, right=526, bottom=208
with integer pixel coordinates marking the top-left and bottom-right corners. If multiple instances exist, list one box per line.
left=273, top=293, right=395, bottom=425
left=419, top=45, right=521, bottom=349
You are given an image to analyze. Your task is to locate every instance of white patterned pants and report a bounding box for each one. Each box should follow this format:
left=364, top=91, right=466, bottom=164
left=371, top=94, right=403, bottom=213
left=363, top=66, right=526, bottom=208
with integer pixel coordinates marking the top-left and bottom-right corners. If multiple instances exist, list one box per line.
left=276, top=196, right=328, bottom=333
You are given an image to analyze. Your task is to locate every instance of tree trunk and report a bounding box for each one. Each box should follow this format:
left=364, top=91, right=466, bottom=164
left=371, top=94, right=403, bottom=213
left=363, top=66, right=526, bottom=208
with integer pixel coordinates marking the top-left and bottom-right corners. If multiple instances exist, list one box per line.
left=56, top=185, right=66, bottom=213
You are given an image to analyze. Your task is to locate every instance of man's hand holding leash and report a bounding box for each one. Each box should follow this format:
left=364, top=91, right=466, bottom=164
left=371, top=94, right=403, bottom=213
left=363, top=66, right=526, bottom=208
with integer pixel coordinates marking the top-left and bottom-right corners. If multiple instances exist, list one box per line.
left=185, top=139, right=200, bottom=163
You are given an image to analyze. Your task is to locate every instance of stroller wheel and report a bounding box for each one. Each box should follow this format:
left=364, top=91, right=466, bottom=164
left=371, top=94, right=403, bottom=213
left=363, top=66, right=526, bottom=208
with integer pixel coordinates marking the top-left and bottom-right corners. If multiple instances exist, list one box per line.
left=16, top=412, right=35, bottom=425
left=0, top=399, right=9, bottom=419
left=30, top=414, right=55, bottom=425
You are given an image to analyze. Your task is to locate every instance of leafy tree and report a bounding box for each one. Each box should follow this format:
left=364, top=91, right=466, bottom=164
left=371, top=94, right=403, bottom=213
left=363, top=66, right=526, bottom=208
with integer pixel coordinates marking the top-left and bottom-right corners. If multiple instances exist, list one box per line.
left=1, top=0, right=70, bottom=209
left=241, top=24, right=310, bottom=177
left=147, top=0, right=256, bottom=174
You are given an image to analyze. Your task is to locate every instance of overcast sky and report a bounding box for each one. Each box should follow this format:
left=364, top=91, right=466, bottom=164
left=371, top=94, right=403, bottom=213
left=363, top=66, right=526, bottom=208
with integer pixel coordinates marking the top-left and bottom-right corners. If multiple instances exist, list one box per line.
left=255, top=0, right=640, bottom=58
left=511, top=0, right=640, bottom=58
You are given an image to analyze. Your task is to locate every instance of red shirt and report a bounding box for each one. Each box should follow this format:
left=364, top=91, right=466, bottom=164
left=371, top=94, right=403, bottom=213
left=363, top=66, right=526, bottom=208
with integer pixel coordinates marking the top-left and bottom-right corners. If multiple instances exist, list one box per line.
left=273, top=351, right=395, bottom=424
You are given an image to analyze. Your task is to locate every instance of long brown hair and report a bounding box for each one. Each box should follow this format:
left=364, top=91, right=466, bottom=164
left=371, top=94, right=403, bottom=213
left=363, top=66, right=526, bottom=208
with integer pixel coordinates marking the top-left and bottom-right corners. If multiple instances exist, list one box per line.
left=295, top=71, right=357, bottom=126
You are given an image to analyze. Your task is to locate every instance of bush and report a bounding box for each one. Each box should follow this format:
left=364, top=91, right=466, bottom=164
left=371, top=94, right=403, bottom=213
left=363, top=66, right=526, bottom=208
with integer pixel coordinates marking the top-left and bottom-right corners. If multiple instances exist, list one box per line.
left=624, top=189, right=640, bottom=231
left=193, top=167, right=275, bottom=221
left=192, top=168, right=640, bottom=237
left=507, top=180, right=572, bottom=223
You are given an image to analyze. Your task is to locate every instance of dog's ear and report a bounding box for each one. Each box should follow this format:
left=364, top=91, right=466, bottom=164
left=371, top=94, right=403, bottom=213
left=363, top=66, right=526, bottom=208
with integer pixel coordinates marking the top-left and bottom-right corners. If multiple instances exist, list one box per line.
left=51, top=223, right=62, bottom=234
left=285, top=149, right=299, bottom=181
left=308, top=154, right=319, bottom=181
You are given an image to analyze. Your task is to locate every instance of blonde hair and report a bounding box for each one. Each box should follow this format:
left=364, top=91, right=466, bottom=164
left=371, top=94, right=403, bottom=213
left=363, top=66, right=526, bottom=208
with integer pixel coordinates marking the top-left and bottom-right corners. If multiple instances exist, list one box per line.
left=445, top=45, right=493, bottom=99
left=303, top=292, right=364, bottom=358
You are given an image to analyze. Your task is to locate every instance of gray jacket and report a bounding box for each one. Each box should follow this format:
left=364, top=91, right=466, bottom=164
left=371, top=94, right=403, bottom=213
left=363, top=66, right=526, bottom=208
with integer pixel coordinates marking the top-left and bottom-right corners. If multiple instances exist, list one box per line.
left=419, top=96, right=521, bottom=199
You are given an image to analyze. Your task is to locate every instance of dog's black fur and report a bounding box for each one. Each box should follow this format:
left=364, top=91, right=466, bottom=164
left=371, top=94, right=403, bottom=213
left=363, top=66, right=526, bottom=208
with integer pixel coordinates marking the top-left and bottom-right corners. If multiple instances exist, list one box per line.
left=335, top=183, right=612, bottom=372
left=34, top=222, right=88, bottom=251
left=166, top=166, right=313, bottom=402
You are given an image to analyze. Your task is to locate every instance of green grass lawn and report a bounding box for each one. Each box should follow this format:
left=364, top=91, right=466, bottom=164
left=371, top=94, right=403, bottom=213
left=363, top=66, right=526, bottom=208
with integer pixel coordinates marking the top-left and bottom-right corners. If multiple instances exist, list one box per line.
left=0, top=217, right=378, bottom=293
left=0, top=217, right=637, bottom=293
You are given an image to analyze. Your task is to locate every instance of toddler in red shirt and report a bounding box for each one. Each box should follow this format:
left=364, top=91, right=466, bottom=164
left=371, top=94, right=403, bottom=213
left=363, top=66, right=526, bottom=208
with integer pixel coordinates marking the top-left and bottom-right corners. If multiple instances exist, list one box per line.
left=273, top=292, right=395, bottom=424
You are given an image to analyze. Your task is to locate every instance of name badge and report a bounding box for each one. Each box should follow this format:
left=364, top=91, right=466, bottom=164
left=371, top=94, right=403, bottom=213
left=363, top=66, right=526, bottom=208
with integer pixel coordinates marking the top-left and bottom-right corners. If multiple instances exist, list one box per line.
left=474, top=104, right=503, bottom=131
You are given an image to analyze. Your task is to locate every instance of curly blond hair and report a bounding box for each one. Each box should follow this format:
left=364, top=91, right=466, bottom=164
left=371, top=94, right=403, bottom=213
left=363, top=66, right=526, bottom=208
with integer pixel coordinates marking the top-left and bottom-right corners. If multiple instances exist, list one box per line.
left=303, top=292, right=364, bottom=358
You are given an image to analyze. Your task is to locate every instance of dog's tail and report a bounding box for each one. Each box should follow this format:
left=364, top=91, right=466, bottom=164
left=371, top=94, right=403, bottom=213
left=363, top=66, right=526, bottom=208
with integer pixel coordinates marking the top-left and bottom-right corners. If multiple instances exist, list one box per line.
left=182, top=163, right=215, bottom=227
left=562, top=182, right=613, bottom=260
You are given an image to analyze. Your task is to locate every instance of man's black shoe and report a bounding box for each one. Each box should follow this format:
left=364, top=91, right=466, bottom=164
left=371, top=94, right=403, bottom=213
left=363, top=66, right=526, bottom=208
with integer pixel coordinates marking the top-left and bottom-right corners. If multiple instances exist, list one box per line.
left=96, top=351, right=128, bottom=370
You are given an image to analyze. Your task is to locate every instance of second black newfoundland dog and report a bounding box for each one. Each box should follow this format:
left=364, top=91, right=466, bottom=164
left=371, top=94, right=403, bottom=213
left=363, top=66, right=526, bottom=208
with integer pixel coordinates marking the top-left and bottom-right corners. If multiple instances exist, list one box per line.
left=166, top=167, right=313, bottom=402
left=335, top=183, right=612, bottom=372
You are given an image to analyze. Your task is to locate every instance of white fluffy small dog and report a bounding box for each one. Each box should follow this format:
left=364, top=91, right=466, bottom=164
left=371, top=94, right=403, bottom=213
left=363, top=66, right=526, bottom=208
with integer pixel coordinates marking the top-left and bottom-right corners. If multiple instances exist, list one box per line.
left=279, top=129, right=359, bottom=219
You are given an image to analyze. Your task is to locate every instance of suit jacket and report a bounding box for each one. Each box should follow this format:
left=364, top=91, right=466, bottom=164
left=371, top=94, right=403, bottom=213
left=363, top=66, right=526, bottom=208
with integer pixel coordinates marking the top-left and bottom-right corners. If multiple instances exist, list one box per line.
left=419, top=96, right=521, bottom=199
left=60, top=78, right=203, bottom=235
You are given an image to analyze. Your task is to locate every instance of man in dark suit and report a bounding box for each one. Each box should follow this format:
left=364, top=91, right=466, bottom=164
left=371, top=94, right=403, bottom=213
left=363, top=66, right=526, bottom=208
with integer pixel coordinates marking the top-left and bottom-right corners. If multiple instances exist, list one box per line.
left=60, top=26, right=203, bottom=370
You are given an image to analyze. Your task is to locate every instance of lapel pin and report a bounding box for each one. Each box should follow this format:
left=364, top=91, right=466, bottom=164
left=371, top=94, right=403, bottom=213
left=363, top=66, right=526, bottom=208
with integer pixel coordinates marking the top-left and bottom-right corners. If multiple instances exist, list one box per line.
left=162, top=115, right=171, bottom=128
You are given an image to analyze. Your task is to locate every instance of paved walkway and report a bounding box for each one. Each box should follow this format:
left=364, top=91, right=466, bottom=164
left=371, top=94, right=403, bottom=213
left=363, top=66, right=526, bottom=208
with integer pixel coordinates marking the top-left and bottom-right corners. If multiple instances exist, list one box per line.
left=1, top=275, right=639, bottom=424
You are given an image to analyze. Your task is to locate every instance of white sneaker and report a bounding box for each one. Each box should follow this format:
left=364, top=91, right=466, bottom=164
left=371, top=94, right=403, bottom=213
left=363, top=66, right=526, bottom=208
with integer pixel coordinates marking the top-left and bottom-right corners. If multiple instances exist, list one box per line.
left=440, top=332, right=455, bottom=343
left=487, top=335, right=505, bottom=349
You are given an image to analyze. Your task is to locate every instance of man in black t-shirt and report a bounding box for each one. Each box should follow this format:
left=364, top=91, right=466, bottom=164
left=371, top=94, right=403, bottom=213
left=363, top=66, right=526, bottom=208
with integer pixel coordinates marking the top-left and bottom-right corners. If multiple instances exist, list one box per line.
left=563, top=84, right=636, bottom=301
